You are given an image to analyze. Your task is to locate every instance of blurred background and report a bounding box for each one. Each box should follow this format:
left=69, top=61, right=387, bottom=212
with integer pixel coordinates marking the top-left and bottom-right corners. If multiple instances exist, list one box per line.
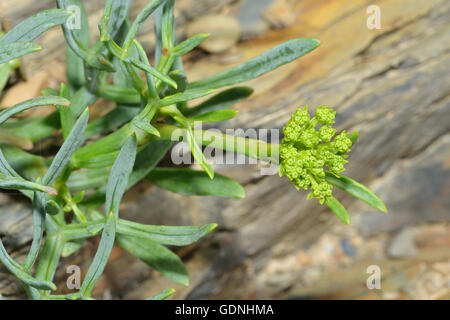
left=0, top=0, right=449, bottom=299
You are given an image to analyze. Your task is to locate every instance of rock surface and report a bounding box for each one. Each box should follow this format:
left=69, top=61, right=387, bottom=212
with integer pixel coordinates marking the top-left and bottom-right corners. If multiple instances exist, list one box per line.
left=1, top=0, right=449, bottom=299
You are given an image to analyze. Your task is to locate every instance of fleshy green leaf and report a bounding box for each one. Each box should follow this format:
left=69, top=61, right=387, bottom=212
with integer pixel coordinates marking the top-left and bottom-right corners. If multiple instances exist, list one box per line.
left=0, top=42, right=41, bottom=64
left=0, top=173, right=56, bottom=194
left=189, top=38, right=320, bottom=90
left=117, top=219, right=217, bottom=246
left=189, top=109, right=237, bottom=124
left=116, top=235, right=189, bottom=286
left=159, top=88, right=216, bottom=107
left=65, top=0, right=89, bottom=90
left=184, top=87, right=253, bottom=117
left=79, top=213, right=116, bottom=297
left=325, top=196, right=350, bottom=225
left=0, top=9, right=73, bottom=45
left=0, top=238, right=56, bottom=290
left=104, top=135, right=137, bottom=216
left=325, top=172, right=387, bottom=213
left=79, top=135, right=137, bottom=297
left=171, top=33, right=209, bottom=56
left=147, top=168, right=245, bottom=198
left=0, top=96, right=70, bottom=125
left=42, top=109, right=89, bottom=186
left=34, top=235, right=64, bottom=295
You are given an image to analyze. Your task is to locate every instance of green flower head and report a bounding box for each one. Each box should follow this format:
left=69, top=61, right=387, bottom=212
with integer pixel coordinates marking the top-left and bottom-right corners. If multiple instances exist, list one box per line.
left=279, top=105, right=353, bottom=204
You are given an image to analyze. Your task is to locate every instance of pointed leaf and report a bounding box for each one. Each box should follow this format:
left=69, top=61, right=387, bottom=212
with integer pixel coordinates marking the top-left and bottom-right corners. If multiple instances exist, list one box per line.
left=0, top=96, right=70, bottom=125
left=159, top=88, right=216, bottom=106
left=0, top=9, right=72, bottom=45
left=42, top=109, right=89, bottom=186
left=325, top=196, right=350, bottom=225
left=189, top=38, right=320, bottom=90
left=325, top=172, right=387, bottom=213
left=0, top=173, right=56, bottom=194
left=0, top=42, right=41, bottom=64
left=104, top=135, right=137, bottom=216
left=116, top=235, right=189, bottom=286
left=117, top=219, right=217, bottom=246
left=184, top=87, right=253, bottom=117
left=189, top=109, right=237, bottom=124
left=147, top=168, right=244, bottom=198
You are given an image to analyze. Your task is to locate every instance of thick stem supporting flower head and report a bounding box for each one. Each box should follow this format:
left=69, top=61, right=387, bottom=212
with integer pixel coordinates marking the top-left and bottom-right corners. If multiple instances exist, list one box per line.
left=279, top=105, right=353, bottom=204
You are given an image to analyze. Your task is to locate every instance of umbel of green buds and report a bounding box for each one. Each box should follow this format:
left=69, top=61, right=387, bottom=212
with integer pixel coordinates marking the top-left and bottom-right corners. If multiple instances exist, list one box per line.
left=279, top=105, right=353, bottom=204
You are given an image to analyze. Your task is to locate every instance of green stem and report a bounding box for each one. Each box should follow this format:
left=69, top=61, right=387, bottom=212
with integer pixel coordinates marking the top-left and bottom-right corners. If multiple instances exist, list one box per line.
left=156, top=124, right=279, bottom=164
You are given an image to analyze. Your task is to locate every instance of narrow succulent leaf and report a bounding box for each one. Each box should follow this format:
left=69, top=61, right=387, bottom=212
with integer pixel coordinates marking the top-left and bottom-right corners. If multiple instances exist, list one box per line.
left=129, top=56, right=177, bottom=89
left=34, top=235, right=64, bottom=295
left=189, top=38, right=320, bottom=90
left=154, top=5, right=163, bottom=65
left=105, top=135, right=137, bottom=216
left=160, top=0, right=175, bottom=49
left=184, top=87, right=253, bottom=117
left=58, top=83, right=72, bottom=139
left=182, top=124, right=214, bottom=179
left=99, top=84, right=141, bottom=105
left=0, top=147, right=19, bottom=177
left=325, top=172, right=387, bottom=213
left=147, top=288, right=176, bottom=300
left=117, top=219, right=217, bottom=246
left=189, top=109, right=238, bottom=124
left=147, top=168, right=245, bottom=198
left=172, top=33, right=209, bottom=56
left=65, top=0, right=89, bottom=89
left=79, top=213, right=116, bottom=297
left=72, top=124, right=132, bottom=169
left=42, top=109, right=89, bottom=186
left=159, top=88, right=216, bottom=107
left=133, top=39, right=157, bottom=98
left=81, top=140, right=172, bottom=209
left=0, top=42, right=41, bottom=64
left=69, top=86, right=97, bottom=118
left=116, top=235, right=189, bottom=286
left=23, top=191, right=47, bottom=272
left=63, top=220, right=105, bottom=241
left=132, top=118, right=160, bottom=137
left=325, top=196, right=350, bottom=225
left=78, top=137, right=136, bottom=296
left=0, top=238, right=56, bottom=290
left=57, top=0, right=115, bottom=72
left=0, top=96, right=70, bottom=125
left=122, top=0, right=168, bottom=51
left=0, top=173, right=56, bottom=194
left=107, top=0, right=131, bottom=39
left=0, top=9, right=72, bottom=44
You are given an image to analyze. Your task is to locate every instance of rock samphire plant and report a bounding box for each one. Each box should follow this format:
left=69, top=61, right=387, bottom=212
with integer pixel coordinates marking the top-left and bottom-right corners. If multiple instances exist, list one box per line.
left=0, top=0, right=387, bottom=300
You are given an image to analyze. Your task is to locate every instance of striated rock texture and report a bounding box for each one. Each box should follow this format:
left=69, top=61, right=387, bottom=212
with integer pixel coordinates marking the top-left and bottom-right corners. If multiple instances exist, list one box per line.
left=1, top=0, right=449, bottom=299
